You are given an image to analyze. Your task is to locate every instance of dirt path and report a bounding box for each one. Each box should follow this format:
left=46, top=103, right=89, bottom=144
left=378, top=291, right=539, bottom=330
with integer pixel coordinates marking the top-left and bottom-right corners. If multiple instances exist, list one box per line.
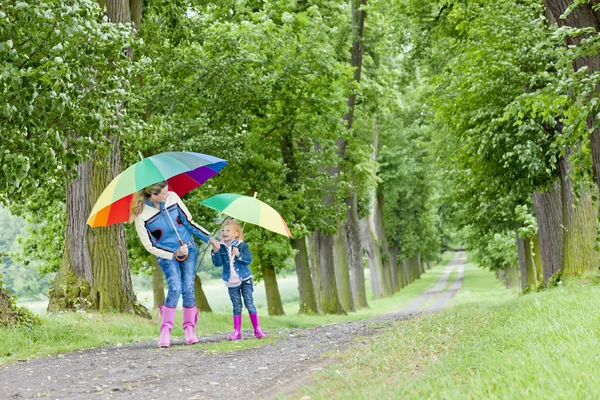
left=1, top=253, right=466, bottom=400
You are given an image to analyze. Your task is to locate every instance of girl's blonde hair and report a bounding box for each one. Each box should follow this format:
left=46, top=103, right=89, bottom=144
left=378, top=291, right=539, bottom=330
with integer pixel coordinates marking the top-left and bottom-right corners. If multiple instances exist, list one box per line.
left=129, top=181, right=168, bottom=222
left=222, top=219, right=244, bottom=240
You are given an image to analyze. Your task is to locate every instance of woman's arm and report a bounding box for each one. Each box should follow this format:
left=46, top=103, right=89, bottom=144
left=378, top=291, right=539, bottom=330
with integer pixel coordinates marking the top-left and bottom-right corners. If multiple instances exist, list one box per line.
left=134, top=218, right=177, bottom=260
left=170, top=192, right=211, bottom=243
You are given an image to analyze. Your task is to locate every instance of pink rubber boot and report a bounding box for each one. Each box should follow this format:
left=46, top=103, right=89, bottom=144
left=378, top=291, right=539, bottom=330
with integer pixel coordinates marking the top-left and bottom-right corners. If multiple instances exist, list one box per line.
left=228, top=315, right=242, bottom=340
left=249, top=313, right=265, bottom=339
left=158, top=305, right=176, bottom=348
left=182, top=306, right=199, bottom=345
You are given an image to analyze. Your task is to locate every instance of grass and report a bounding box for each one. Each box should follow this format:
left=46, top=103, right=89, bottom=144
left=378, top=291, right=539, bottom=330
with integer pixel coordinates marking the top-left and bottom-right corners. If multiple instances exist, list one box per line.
left=291, top=264, right=600, bottom=400
left=1, top=252, right=458, bottom=365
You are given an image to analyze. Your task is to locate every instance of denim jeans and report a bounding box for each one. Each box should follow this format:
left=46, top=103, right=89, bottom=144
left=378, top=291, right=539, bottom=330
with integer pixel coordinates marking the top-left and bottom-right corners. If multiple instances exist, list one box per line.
left=157, top=241, right=198, bottom=308
left=228, top=278, right=256, bottom=315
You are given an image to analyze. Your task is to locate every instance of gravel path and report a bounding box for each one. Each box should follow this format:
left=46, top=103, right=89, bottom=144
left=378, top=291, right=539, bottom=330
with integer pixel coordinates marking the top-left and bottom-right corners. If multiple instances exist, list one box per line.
left=1, top=253, right=466, bottom=399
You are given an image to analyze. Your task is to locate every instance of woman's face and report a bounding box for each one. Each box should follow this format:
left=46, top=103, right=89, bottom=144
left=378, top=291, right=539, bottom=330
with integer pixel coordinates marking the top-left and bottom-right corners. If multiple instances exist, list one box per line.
left=149, top=185, right=169, bottom=204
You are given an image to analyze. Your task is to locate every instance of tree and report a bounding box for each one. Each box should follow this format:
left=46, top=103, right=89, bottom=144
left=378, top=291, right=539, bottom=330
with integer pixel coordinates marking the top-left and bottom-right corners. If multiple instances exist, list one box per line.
left=48, top=0, right=148, bottom=316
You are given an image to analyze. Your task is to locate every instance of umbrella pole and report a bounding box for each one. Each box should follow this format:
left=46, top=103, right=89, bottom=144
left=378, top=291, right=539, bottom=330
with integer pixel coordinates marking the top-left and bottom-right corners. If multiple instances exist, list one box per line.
left=165, top=210, right=188, bottom=261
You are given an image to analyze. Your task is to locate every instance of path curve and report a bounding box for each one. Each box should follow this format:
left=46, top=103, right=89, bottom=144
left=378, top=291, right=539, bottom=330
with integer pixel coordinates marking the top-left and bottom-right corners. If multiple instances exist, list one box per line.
left=0, top=253, right=466, bottom=399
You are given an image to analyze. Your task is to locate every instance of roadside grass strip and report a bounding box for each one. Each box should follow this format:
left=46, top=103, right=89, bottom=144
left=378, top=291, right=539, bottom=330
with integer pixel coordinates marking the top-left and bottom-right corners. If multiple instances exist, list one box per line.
left=294, top=267, right=600, bottom=400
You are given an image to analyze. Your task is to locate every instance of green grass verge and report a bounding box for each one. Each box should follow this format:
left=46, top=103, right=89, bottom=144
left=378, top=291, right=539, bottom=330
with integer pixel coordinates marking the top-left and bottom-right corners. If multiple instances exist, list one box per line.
left=292, top=264, right=600, bottom=400
left=0, top=252, right=458, bottom=365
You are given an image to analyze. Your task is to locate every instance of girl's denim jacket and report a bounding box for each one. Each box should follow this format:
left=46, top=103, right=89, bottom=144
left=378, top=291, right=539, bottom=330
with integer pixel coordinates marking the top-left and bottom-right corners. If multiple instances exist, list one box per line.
left=211, top=240, right=253, bottom=282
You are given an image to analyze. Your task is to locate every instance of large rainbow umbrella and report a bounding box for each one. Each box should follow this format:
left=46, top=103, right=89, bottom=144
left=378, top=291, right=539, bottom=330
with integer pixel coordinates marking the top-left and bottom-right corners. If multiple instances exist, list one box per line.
left=87, top=152, right=227, bottom=227
left=200, top=193, right=292, bottom=238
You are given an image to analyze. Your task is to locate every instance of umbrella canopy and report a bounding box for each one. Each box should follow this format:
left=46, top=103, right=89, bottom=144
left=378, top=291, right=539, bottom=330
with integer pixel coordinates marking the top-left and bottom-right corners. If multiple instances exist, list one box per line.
left=88, top=152, right=227, bottom=227
left=200, top=193, right=292, bottom=238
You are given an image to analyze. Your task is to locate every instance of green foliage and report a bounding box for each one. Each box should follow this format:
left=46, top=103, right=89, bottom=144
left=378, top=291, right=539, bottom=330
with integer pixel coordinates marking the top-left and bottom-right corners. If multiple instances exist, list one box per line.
left=0, top=0, right=141, bottom=199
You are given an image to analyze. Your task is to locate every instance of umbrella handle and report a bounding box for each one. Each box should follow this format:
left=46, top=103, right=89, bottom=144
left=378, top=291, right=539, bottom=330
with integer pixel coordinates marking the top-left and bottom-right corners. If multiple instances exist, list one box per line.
left=175, top=239, right=188, bottom=262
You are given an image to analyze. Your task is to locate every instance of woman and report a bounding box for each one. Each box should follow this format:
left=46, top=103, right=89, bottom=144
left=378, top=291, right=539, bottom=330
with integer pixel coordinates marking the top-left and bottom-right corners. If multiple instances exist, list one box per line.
left=130, top=181, right=211, bottom=348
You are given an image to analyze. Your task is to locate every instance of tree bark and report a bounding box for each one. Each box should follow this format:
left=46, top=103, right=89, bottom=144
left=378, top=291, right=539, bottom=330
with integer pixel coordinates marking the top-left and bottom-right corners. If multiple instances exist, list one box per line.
left=151, top=257, right=165, bottom=310
left=361, top=217, right=383, bottom=298
left=291, top=237, right=319, bottom=315
left=516, top=234, right=529, bottom=292
left=333, top=223, right=355, bottom=313
left=532, top=183, right=564, bottom=285
left=345, top=194, right=368, bottom=308
left=194, top=275, right=212, bottom=313
left=311, top=230, right=345, bottom=314
left=259, top=258, right=285, bottom=316
left=504, top=263, right=520, bottom=288
left=524, top=238, right=538, bottom=291
left=389, top=245, right=403, bottom=290
left=402, top=258, right=412, bottom=286
left=532, top=234, right=544, bottom=285
left=559, top=154, right=600, bottom=278
left=49, top=138, right=146, bottom=316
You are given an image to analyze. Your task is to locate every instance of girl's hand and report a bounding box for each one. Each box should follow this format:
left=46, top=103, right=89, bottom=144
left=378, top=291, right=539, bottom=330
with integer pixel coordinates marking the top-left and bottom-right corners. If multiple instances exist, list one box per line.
left=232, top=246, right=240, bottom=257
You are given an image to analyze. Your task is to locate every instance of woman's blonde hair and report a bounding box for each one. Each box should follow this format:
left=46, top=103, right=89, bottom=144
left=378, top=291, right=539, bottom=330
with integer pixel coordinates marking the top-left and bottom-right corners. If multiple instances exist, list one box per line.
left=222, top=219, right=244, bottom=240
left=129, top=181, right=168, bottom=222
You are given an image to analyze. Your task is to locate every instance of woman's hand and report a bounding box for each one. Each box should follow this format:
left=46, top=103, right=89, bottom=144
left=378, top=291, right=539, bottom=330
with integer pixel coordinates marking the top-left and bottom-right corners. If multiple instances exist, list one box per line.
left=176, top=244, right=188, bottom=257
left=209, top=238, right=220, bottom=252
left=232, top=246, right=240, bottom=257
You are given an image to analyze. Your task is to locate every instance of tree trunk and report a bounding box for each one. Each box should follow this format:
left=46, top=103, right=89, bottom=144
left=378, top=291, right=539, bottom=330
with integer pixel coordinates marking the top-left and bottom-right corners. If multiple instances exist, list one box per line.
left=339, top=0, right=368, bottom=308
left=516, top=234, right=529, bottom=292
left=344, top=194, right=368, bottom=309
left=49, top=138, right=147, bottom=316
left=259, top=258, right=285, bottom=316
left=334, top=223, right=355, bottom=313
left=504, top=263, right=520, bottom=288
left=532, top=183, right=564, bottom=285
left=532, top=234, right=544, bottom=285
left=194, top=275, right=212, bottom=312
left=545, top=0, right=600, bottom=198
left=388, top=243, right=402, bottom=291
left=312, top=230, right=345, bottom=314
left=360, top=217, right=383, bottom=298
left=524, top=238, right=538, bottom=291
left=292, top=237, right=319, bottom=315
left=559, top=154, right=600, bottom=278
left=402, top=258, right=412, bottom=286
left=151, top=257, right=165, bottom=309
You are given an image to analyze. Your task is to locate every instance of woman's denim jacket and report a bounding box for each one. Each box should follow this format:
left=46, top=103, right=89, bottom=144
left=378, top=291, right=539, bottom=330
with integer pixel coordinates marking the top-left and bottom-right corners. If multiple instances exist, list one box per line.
left=211, top=240, right=253, bottom=282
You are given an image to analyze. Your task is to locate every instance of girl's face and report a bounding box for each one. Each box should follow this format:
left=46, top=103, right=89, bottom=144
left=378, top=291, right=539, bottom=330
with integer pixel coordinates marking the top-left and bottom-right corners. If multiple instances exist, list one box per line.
left=149, top=185, right=169, bottom=204
left=221, top=224, right=239, bottom=242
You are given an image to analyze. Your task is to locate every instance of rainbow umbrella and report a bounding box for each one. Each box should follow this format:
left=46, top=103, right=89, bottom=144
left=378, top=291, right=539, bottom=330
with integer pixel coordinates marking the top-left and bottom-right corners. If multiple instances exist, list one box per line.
left=87, top=152, right=227, bottom=227
left=200, top=193, right=292, bottom=238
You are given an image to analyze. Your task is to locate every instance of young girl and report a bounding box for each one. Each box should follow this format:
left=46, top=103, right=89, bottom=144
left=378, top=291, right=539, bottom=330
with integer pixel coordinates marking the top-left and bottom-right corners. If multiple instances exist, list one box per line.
left=130, top=181, right=212, bottom=348
left=209, top=219, right=265, bottom=340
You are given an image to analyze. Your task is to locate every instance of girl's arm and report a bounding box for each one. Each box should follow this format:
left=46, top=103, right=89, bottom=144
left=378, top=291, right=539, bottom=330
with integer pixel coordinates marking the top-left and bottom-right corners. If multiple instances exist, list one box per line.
left=211, top=246, right=225, bottom=266
left=234, top=243, right=252, bottom=265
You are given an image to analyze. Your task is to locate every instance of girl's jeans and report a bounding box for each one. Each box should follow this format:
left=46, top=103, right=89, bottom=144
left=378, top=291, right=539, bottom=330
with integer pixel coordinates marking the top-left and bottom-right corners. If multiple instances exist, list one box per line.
left=157, top=241, right=198, bottom=308
left=228, top=278, right=257, bottom=315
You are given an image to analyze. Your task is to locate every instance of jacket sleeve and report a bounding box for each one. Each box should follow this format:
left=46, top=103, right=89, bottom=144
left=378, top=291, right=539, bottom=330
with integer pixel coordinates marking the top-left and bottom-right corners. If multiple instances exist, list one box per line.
left=135, top=217, right=176, bottom=260
left=235, top=243, right=252, bottom=265
left=171, top=192, right=211, bottom=243
left=211, top=248, right=224, bottom=267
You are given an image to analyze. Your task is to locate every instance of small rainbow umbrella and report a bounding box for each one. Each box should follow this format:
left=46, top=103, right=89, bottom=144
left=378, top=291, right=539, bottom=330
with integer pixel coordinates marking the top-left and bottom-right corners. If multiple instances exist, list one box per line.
left=87, top=152, right=227, bottom=227
left=200, top=193, right=292, bottom=238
